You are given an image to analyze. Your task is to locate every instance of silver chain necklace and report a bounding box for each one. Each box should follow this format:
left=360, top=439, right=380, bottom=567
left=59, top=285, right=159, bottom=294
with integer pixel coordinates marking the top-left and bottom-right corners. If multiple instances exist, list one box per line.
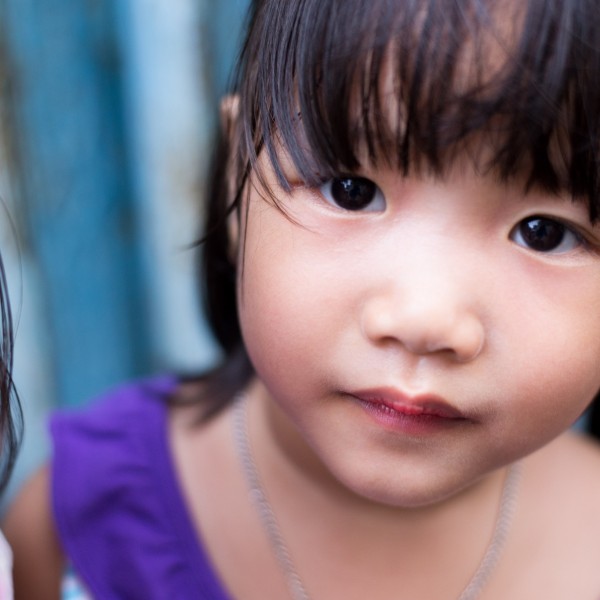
left=233, top=395, right=521, bottom=600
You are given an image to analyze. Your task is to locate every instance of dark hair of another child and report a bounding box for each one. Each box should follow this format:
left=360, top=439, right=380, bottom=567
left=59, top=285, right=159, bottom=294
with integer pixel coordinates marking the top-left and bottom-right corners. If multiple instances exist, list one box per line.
left=0, top=251, right=20, bottom=494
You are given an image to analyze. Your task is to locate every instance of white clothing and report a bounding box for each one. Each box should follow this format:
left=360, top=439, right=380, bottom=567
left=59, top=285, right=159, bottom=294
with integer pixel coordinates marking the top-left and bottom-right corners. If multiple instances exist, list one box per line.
left=0, top=531, right=13, bottom=600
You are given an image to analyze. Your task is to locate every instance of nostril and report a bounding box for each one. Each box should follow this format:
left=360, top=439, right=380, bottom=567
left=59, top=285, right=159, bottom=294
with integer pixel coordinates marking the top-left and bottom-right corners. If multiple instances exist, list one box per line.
left=361, top=296, right=484, bottom=362
left=425, top=318, right=485, bottom=363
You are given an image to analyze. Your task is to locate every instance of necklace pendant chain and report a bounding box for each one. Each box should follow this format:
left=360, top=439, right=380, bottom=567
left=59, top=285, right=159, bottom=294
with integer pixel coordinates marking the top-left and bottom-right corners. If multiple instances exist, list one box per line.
left=234, top=395, right=311, bottom=600
left=233, top=395, right=521, bottom=600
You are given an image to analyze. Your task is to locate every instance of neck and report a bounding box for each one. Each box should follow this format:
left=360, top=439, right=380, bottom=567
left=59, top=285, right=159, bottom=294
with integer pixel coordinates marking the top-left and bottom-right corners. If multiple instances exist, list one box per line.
left=240, top=382, right=519, bottom=599
left=250, top=379, right=509, bottom=534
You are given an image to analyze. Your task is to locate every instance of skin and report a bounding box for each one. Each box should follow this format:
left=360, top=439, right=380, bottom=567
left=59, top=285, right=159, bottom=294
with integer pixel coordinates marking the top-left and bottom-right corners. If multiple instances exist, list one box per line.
left=6, top=157, right=600, bottom=600
left=237, top=154, right=600, bottom=511
left=6, top=118, right=600, bottom=600
left=7, top=2, right=600, bottom=595
left=2, top=467, right=63, bottom=600
left=170, top=149, right=600, bottom=599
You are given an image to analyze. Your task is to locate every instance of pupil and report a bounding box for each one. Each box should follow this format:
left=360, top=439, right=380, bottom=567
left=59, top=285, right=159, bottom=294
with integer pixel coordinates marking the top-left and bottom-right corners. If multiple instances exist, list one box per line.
left=521, top=218, right=564, bottom=251
left=332, top=177, right=375, bottom=210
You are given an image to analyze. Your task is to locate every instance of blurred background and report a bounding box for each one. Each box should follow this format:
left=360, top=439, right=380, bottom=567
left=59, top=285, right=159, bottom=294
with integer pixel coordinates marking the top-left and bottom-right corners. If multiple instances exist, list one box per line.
left=0, top=0, right=251, bottom=504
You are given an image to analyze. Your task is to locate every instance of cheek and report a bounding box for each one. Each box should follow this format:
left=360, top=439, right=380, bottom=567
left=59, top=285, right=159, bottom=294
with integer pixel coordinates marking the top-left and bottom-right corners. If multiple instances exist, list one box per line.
left=498, top=264, right=600, bottom=433
left=237, top=205, right=332, bottom=380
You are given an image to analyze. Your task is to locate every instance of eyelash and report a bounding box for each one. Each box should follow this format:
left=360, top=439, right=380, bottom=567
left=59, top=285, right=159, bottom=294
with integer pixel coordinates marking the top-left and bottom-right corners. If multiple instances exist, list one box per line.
left=509, top=215, right=591, bottom=255
left=312, top=178, right=595, bottom=256
left=318, top=176, right=386, bottom=212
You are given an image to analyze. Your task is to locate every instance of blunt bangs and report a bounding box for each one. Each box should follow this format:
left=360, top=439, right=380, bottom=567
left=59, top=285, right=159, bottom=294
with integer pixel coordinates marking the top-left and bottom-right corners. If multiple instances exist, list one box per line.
left=234, top=0, right=600, bottom=217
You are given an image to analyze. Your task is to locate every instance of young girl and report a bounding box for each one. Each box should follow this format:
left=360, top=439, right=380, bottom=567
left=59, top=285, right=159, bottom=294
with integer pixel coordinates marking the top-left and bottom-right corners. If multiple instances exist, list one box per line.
left=5, top=0, right=600, bottom=598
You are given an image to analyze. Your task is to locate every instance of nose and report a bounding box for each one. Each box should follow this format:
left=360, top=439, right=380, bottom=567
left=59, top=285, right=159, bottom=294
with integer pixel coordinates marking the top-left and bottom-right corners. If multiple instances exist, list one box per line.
left=361, top=262, right=485, bottom=363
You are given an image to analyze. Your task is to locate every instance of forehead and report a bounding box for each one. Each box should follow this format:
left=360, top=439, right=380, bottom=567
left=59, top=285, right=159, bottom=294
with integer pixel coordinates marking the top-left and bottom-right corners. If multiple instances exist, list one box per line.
left=240, top=0, right=599, bottom=216
left=346, top=8, right=525, bottom=162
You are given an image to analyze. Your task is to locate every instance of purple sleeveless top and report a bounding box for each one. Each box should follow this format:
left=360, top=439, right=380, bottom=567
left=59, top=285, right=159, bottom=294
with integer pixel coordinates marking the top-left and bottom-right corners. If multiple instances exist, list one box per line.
left=50, top=376, right=233, bottom=599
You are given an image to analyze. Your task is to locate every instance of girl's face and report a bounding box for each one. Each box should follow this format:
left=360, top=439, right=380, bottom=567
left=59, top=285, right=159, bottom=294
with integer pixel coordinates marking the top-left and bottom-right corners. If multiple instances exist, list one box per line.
left=237, top=152, right=600, bottom=507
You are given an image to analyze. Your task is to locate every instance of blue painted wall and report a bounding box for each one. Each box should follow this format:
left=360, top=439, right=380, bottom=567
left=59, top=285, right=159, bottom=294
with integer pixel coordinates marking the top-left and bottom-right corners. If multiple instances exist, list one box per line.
left=0, top=0, right=250, bottom=498
left=1, top=0, right=150, bottom=408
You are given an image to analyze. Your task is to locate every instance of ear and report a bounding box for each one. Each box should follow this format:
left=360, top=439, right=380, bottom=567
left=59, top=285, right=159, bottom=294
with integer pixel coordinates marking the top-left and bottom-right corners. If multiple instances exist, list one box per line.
left=227, top=199, right=240, bottom=266
left=219, top=94, right=240, bottom=137
left=219, top=95, right=241, bottom=263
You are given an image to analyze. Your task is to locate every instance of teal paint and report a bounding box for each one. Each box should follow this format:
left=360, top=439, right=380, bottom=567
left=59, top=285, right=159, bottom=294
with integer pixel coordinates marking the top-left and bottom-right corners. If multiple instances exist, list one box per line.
left=0, top=0, right=249, bottom=410
left=209, top=0, right=251, bottom=97
left=1, top=0, right=151, bottom=406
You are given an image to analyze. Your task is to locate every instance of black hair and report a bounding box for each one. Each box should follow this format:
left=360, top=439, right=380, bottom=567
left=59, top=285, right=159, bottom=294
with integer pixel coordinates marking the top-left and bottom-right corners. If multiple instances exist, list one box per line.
left=196, top=0, right=600, bottom=423
left=0, top=250, right=21, bottom=494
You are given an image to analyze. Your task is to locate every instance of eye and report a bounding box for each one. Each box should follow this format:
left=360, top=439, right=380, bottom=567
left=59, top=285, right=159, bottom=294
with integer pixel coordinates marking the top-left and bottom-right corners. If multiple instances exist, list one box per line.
left=319, top=176, right=386, bottom=212
left=510, top=216, right=583, bottom=254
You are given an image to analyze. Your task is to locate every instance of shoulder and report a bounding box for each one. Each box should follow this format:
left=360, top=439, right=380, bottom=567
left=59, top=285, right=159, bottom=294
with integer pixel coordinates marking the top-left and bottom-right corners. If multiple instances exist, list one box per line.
left=50, top=375, right=177, bottom=493
left=526, top=430, right=600, bottom=511
left=501, top=431, right=600, bottom=596
left=520, top=431, right=600, bottom=558
left=545, top=429, right=600, bottom=491
left=48, top=376, right=223, bottom=598
left=2, top=466, right=62, bottom=600
left=50, top=375, right=177, bottom=435
left=50, top=376, right=178, bottom=526
left=50, top=376, right=178, bottom=540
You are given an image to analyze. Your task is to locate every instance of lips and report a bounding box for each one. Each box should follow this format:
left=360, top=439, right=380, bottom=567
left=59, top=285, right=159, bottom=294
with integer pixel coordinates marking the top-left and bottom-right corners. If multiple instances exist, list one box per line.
left=350, top=388, right=469, bottom=427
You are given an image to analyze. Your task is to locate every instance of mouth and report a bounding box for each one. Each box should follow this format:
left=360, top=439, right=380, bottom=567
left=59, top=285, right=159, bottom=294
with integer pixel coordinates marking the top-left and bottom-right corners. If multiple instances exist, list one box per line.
left=349, top=388, right=470, bottom=433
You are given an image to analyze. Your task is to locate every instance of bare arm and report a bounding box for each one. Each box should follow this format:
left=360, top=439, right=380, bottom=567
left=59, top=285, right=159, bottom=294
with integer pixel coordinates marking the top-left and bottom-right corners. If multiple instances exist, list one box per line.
left=2, top=466, right=63, bottom=600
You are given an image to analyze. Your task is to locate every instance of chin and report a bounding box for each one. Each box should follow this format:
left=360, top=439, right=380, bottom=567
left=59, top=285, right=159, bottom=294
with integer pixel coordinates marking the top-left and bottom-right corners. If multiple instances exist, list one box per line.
left=341, top=472, right=469, bottom=509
